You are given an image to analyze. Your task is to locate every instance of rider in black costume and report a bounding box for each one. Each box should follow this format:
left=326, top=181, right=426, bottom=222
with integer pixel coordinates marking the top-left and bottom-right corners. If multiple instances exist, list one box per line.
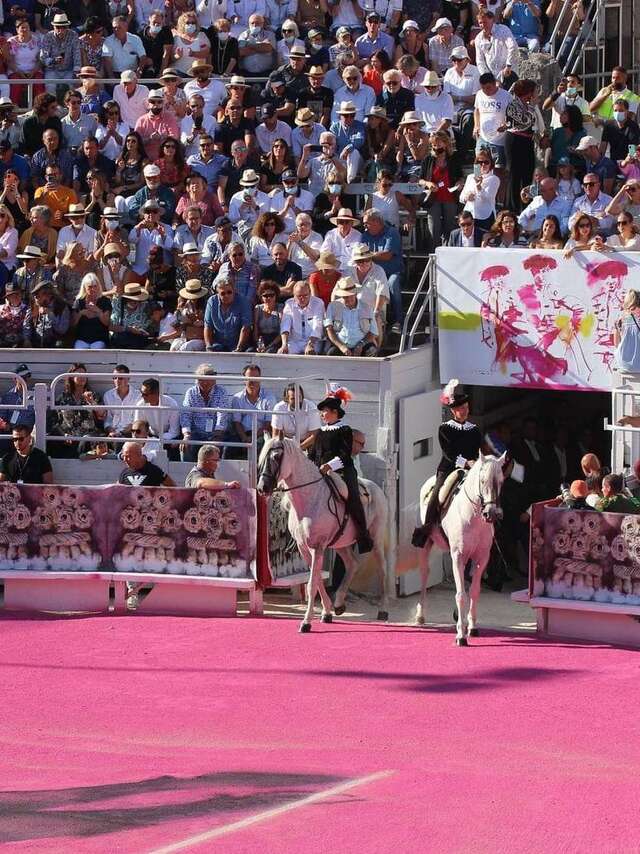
left=411, top=379, right=483, bottom=548
left=308, top=387, right=374, bottom=554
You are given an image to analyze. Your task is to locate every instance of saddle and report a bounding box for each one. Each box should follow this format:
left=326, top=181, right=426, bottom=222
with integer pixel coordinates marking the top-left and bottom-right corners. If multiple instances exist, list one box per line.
left=324, top=471, right=370, bottom=505
left=419, top=470, right=465, bottom=525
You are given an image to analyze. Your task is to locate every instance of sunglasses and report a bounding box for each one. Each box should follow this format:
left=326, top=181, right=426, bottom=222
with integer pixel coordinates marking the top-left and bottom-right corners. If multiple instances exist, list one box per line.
left=131, top=428, right=145, bottom=435
left=386, top=81, right=400, bottom=87
left=578, top=221, right=592, bottom=228
left=476, top=160, right=490, bottom=165
left=583, top=181, right=597, bottom=186
left=617, top=220, right=631, bottom=226
left=218, top=289, right=233, bottom=294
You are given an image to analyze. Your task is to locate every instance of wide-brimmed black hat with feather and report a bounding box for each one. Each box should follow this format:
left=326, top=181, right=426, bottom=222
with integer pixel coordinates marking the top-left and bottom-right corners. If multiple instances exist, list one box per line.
left=440, top=378, right=469, bottom=408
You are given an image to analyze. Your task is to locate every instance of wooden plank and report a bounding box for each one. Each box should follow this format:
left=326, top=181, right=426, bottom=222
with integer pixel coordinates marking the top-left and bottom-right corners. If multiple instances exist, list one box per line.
left=528, top=595, right=640, bottom=617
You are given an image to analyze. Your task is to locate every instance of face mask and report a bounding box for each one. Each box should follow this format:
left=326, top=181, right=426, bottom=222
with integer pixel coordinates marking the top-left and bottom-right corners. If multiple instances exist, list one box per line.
left=284, top=35, right=295, bottom=44
left=249, top=25, right=260, bottom=36
left=310, top=42, right=322, bottom=51
left=614, top=110, right=626, bottom=123
left=149, top=23, right=161, bottom=34
left=185, top=23, right=197, bottom=34
left=106, top=219, right=119, bottom=230
left=566, top=86, right=577, bottom=97
left=328, top=184, right=341, bottom=194
left=218, top=30, right=229, bottom=41
left=285, top=185, right=297, bottom=195
left=244, top=186, right=257, bottom=197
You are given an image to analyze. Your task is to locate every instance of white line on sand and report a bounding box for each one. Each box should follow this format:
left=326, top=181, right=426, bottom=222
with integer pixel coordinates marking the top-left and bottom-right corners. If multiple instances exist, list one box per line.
left=149, top=770, right=394, bottom=854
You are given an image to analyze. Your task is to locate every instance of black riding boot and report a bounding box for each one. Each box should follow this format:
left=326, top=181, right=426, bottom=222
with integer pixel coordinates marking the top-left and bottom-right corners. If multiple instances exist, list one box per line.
left=411, top=471, right=447, bottom=548
left=343, top=467, right=373, bottom=554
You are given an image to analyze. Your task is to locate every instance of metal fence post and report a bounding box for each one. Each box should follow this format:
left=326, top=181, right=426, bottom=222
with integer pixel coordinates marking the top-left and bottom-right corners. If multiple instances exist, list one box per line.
left=33, top=383, right=48, bottom=451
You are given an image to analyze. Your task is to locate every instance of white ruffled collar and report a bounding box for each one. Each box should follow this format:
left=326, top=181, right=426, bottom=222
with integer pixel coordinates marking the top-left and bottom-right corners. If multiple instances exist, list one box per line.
left=321, top=422, right=344, bottom=431
left=445, top=419, right=476, bottom=431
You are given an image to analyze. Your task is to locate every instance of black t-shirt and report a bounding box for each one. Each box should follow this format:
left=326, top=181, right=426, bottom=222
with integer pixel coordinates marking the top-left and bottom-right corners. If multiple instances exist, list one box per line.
left=206, top=32, right=240, bottom=75
left=141, top=26, right=174, bottom=75
left=0, top=446, right=52, bottom=484
left=296, top=85, right=334, bottom=119
left=602, top=118, right=640, bottom=162
left=118, top=460, right=167, bottom=487
left=219, top=153, right=261, bottom=201
left=214, top=118, right=256, bottom=156
left=73, top=296, right=112, bottom=344
left=261, top=260, right=302, bottom=284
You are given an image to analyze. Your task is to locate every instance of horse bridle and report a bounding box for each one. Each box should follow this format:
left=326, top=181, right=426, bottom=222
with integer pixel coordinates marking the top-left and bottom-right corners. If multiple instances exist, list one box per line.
left=258, top=442, right=324, bottom=493
left=462, top=471, right=501, bottom=514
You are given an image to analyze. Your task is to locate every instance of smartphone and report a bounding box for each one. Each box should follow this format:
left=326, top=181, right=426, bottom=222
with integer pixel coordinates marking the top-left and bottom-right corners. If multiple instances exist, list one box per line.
left=473, top=164, right=481, bottom=178
left=532, top=181, right=540, bottom=196
left=309, top=144, right=323, bottom=153
left=629, top=144, right=637, bottom=157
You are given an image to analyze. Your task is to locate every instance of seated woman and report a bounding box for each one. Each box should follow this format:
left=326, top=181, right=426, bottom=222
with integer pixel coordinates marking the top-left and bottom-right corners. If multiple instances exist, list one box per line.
left=528, top=215, right=565, bottom=250
left=174, top=173, right=223, bottom=226
left=396, top=111, right=430, bottom=182
left=49, top=362, right=105, bottom=459
left=252, top=280, right=282, bottom=353
left=248, top=212, right=287, bottom=269
left=54, top=242, right=97, bottom=306
left=309, top=251, right=342, bottom=308
left=83, top=170, right=116, bottom=230
left=0, top=282, right=27, bottom=347
left=18, top=206, right=58, bottom=268
left=169, top=278, right=208, bottom=351
left=481, top=210, right=526, bottom=248
left=259, top=139, right=295, bottom=194
left=175, top=243, right=215, bottom=293
left=155, top=136, right=190, bottom=197
left=563, top=215, right=601, bottom=257
left=363, top=106, right=395, bottom=180
left=95, top=100, right=129, bottom=162
left=0, top=203, right=19, bottom=293
left=363, top=49, right=391, bottom=97
left=71, top=273, right=112, bottom=350
left=366, top=169, right=415, bottom=232
left=110, top=282, right=154, bottom=349
left=606, top=211, right=640, bottom=250
left=112, top=131, right=149, bottom=200
left=0, top=169, right=29, bottom=234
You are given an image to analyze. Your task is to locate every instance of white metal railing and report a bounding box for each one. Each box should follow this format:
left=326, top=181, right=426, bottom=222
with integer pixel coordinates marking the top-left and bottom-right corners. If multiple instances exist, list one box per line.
left=399, top=254, right=435, bottom=353
left=37, top=370, right=326, bottom=487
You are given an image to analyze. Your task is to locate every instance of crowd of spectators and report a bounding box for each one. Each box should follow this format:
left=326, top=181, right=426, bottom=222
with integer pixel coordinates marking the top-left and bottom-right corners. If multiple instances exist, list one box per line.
left=0, top=0, right=634, bottom=359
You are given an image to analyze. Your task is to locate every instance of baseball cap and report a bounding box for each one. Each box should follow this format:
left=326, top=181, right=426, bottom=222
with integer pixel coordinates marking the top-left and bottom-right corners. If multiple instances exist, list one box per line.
left=143, top=164, right=161, bottom=177
left=260, top=103, right=276, bottom=119
left=214, top=215, right=232, bottom=227
left=15, top=362, right=31, bottom=377
left=120, top=70, right=136, bottom=83
left=281, top=169, right=297, bottom=181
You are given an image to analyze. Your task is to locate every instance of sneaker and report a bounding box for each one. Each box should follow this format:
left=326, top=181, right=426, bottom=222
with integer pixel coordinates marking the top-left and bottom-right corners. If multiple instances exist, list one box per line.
left=390, top=322, right=402, bottom=335
left=126, top=593, right=139, bottom=610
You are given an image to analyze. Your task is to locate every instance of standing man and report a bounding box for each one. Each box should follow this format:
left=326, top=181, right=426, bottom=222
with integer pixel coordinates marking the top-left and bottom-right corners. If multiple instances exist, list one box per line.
left=185, top=444, right=241, bottom=488
left=231, top=364, right=275, bottom=455
left=134, top=92, right=179, bottom=162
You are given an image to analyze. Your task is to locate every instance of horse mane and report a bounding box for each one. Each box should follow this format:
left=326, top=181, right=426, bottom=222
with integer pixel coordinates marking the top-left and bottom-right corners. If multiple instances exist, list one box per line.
left=259, top=436, right=321, bottom=483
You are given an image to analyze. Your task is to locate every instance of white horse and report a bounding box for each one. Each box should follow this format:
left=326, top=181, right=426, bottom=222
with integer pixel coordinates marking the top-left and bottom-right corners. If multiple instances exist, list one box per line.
left=415, top=452, right=506, bottom=645
left=257, top=437, right=389, bottom=632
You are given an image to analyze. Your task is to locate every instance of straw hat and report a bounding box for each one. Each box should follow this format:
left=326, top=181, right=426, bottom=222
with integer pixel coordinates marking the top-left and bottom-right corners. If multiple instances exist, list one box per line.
left=289, top=45, right=307, bottom=59
left=78, top=66, right=97, bottom=78
left=295, top=107, right=315, bottom=126
left=122, top=283, right=149, bottom=301
left=329, top=207, right=359, bottom=226
left=366, top=105, right=388, bottom=120
left=52, top=12, right=70, bottom=25
left=423, top=70, right=441, bottom=87
left=66, top=203, right=86, bottom=218
left=181, top=242, right=201, bottom=256
left=306, top=65, right=325, bottom=77
left=399, top=110, right=425, bottom=126
left=333, top=276, right=358, bottom=299
left=337, top=100, right=357, bottom=115
left=179, top=279, right=209, bottom=300
left=315, top=251, right=340, bottom=271
left=226, top=75, right=248, bottom=88
left=16, top=245, right=43, bottom=261
left=239, top=169, right=260, bottom=186
left=148, top=90, right=164, bottom=102
left=101, top=206, right=120, bottom=219
left=159, top=67, right=180, bottom=81
left=103, top=242, right=124, bottom=259
left=189, top=59, right=213, bottom=76
left=350, top=243, right=375, bottom=263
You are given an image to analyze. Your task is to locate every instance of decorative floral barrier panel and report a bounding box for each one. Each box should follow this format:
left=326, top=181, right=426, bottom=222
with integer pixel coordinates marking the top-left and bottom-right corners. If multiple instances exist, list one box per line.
left=529, top=503, right=640, bottom=604
left=0, top=483, right=256, bottom=579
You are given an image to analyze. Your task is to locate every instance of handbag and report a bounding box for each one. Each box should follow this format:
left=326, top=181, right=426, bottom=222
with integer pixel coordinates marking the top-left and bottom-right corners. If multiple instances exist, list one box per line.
left=615, top=313, right=640, bottom=372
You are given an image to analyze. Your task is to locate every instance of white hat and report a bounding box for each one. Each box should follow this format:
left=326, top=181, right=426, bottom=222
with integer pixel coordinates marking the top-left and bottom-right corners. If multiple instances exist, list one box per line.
left=101, top=206, right=120, bottom=219
left=423, top=70, right=441, bottom=87
left=143, top=164, right=161, bottom=177
left=432, top=17, right=453, bottom=31
left=329, top=207, right=359, bottom=225
left=239, top=169, right=260, bottom=186
left=52, top=12, right=70, bottom=25
left=66, top=203, right=87, bottom=217
left=450, top=45, right=469, bottom=60
left=576, top=135, right=599, bottom=151
left=398, top=110, right=425, bottom=127
left=337, top=100, right=357, bottom=115
left=16, top=245, right=43, bottom=260
left=350, top=243, right=376, bottom=262
left=401, top=19, right=419, bottom=33
left=0, top=97, right=14, bottom=108
left=148, top=90, right=164, bottom=102
left=120, top=69, right=137, bottom=83
left=181, top=242, right=201, bottom=255
left=226, top=75, right=248, bottom=88
left=333, top=276, right=358, bottom=298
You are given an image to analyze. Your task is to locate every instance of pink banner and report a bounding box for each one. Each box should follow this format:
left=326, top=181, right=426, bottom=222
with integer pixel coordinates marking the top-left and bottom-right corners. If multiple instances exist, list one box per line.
left=0, top=483, right=256, bottom=579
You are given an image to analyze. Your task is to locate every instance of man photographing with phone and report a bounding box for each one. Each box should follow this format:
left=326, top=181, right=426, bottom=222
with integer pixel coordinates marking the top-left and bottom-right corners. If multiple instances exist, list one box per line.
left=297, top=131, right=347, bottom=196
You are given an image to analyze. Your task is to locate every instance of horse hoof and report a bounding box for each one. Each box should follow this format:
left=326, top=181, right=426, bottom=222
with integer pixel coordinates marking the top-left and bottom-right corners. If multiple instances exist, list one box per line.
left=299, top=622, right=311, bottom=633
left=321, top=613, right=332, bottom=623
left=455, top=637, right=468, bottom=647
left=468, top=627, right=480, bottom=637
left=415, top=616, right=426, bottom=626
left=334, top=604, right=346, bottom=616
left=377, top=610, right=389, bottom=621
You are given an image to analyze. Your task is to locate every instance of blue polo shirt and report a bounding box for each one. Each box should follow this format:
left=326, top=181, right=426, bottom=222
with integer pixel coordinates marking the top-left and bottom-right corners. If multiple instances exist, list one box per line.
left=204, top=293, right=252, bottom=350
left=354, top=30, right=395, bottom=59
left=187, top=153, right=229, bottom=189
left=361, top=224, right=404, bottom=276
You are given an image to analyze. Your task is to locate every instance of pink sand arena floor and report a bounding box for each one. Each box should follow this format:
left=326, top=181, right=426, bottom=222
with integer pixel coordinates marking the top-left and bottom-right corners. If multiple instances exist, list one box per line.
left=1, top=613, right=640, bottom=853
